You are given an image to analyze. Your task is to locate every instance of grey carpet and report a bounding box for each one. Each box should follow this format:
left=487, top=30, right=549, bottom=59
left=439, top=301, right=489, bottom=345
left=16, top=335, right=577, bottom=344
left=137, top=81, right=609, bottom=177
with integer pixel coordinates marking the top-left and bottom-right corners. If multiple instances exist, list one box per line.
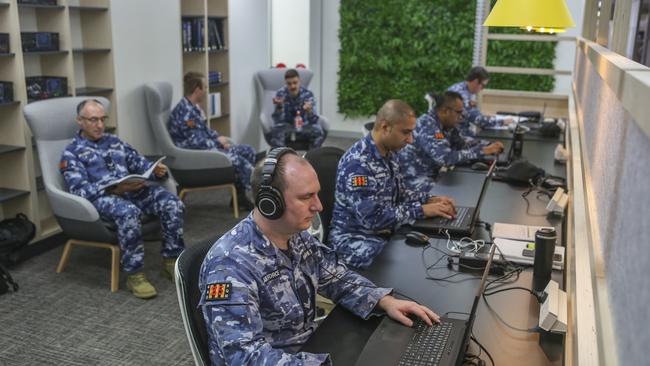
left=0, top=138, right=358, bottom=366
left=0, top=190, right=246, bottom=366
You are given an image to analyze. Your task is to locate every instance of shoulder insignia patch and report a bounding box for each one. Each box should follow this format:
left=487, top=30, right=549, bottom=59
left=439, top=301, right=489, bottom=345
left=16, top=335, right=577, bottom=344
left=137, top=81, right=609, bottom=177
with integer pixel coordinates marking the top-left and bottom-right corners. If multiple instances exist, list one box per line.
left=186, top=119, right=196, bottom=128
left=206, top=282, right=231, bottom=301
left=351, top=175, right=368, bottom=187
left=434, top=132, right=445, bottom=139
left=59, top=160, right=67, bottom=171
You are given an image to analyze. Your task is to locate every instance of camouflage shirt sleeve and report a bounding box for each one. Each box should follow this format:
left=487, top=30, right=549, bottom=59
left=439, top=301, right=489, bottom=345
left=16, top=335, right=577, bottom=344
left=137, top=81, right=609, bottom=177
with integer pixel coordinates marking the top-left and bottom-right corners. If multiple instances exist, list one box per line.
left=303, top=90, right=319, bottom=125
left=469, top=108, right=499, bottom=128
left=60, top=149, right=106, bottom=201
left=117, top=139, right=153, bottom=176
left=271, top=89, right=287, bottom=125
left=201, top=259, right=331, bottom=366
left=341, top=162, right=425, bottom=230
left=422, top=129, right=481, bottom=167
left=310, top=235, right=392, bottom=319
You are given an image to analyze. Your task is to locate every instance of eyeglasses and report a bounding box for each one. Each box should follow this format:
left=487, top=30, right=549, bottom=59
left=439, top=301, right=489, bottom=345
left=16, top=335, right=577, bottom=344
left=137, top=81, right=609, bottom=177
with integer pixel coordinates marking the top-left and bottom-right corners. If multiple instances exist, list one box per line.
left=80, top=116, right=109, bottom=124
left=447, top=107, right=464, bottom=115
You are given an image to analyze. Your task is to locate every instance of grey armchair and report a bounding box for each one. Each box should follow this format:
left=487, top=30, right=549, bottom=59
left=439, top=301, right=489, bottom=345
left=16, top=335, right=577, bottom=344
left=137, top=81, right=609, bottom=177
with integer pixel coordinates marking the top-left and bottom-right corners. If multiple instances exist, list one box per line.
left=23, top=96, right=174, bottom=292
left=143, top=82, right=239, bottom=218
left=253, top=68, right=329, bottom=149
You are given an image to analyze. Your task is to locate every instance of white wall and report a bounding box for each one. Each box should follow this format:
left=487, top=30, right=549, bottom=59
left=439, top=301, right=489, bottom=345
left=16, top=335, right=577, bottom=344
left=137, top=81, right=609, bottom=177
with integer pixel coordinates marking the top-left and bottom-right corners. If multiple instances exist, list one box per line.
left=310, top=0, right=368, bottom=138
left=230, top=0, right=271, bottom=149
left=111, top=0, right=182, bottom=155
left=553, top=0, right=586, bottom=94
left=271, top=0, right=309, bottom=68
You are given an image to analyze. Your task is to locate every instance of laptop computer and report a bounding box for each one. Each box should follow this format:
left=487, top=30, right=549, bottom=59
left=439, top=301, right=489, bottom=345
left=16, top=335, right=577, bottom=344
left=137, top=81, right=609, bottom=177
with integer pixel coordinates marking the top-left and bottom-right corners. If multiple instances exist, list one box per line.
left=411, top=161, right=495, bottom=237
left=354, top=244, right=497, bottom=366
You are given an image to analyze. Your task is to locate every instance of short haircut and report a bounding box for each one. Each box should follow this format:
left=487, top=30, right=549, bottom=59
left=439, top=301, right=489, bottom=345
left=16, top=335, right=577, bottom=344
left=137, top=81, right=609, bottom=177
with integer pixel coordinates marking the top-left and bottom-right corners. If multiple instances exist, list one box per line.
left=251, top=150, right=300, bottom=197
left=434, top=91, right=463, bottom=111
left=76, top=99, right=104, bottom=116
left=466, top=66, right=490, bottom=83
left=183, top=71, right=205, bottom=96
left=373, top=99, right=415, bottom=130
left=284, top=68, right=300, bottom=80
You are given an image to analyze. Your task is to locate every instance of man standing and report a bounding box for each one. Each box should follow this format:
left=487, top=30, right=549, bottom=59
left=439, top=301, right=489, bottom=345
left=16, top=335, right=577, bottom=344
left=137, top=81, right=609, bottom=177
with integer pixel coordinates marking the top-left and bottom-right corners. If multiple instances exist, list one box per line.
left=199, top=148, right=440, bottom=365
left=60, top=99, right=185, bottom=299
left=169, top=71, right=256, bottom=209
left=399, top=91, right=504, bottom=192
left=329, top=100, right=456, bottom=269
left=448, top=66, right=512, bottom=136
left=271, top=69, right=325, bottom=149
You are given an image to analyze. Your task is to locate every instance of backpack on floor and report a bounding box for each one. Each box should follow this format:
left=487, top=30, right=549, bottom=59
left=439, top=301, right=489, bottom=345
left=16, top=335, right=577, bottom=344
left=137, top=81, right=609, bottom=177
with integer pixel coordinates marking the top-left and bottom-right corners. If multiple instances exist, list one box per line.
left=0, top=213, right=36, bottom=265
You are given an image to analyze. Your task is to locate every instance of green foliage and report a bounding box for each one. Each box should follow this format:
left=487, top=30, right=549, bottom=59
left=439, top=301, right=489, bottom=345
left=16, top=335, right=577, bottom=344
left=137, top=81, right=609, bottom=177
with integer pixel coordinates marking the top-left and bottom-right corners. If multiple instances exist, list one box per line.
left=338, top=0, right=557, bottom=118
left=486, top=27, right=556, bottom=91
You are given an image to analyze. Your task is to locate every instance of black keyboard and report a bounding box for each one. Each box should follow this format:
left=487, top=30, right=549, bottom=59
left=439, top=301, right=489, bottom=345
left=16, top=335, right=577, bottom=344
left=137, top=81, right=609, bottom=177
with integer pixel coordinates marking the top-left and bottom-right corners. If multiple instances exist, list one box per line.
left=434, top=206, right=469, bottom=228
left=397, top=321, right=454, bottom=366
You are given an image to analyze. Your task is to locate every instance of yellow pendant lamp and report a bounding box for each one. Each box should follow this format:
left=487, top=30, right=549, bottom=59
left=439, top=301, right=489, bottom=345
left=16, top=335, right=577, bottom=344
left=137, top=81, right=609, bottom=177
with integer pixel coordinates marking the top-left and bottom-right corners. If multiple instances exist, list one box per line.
left=483, top=0, right=575, bottom=34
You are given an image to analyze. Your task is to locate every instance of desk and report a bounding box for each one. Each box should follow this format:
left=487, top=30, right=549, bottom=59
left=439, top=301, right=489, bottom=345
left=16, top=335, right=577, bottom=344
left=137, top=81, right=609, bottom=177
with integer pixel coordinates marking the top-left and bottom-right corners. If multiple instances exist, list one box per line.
left=453, top=139, right=567, bottom=178
left=476, top=128, right=565, bottom=143
left=302, top=158, right=566, bottom=365
left=303, top=235, right=564, bottom=365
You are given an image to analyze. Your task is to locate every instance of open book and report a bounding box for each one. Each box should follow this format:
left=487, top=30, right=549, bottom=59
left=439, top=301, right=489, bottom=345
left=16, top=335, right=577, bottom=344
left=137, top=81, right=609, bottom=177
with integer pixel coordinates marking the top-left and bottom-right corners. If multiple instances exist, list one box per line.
left=98, top=156, right=166, bottom=192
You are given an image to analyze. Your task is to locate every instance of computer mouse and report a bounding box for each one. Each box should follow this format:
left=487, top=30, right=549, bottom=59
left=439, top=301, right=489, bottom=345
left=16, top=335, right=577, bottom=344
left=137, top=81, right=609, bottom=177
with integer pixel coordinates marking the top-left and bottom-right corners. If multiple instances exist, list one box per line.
left=471, top=162, right=489, bottom=171
left=405, top=231, right=430, bottom=246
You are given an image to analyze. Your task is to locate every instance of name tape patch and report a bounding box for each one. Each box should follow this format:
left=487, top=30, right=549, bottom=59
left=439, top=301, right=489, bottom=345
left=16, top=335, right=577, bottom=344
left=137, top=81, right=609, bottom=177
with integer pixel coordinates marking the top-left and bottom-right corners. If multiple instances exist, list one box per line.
left=262, top=270, right=281, bottom=284
left=351, top=175, right=368, bottom=187
left=206, top=282, right=231, bottom=301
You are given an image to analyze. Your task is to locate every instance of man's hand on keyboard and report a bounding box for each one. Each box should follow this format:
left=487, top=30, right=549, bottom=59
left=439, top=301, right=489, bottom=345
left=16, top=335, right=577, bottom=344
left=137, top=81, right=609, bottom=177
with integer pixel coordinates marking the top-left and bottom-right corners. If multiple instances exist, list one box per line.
left=422, top=200, right=456, bottom=219
left=378, top=296, right=441, bottom=327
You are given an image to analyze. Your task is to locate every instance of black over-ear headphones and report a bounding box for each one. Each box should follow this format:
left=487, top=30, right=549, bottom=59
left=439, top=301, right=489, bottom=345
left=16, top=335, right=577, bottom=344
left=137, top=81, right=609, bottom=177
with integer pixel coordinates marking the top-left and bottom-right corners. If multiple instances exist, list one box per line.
left=255, top=147, right=296, bottom=220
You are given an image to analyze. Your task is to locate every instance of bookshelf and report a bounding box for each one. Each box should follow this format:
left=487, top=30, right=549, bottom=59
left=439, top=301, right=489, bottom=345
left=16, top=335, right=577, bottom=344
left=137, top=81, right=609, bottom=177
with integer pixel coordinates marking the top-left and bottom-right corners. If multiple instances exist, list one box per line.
left=181, top=0, right=231, bottom=136
left=0, top=0, right=116, bottom=242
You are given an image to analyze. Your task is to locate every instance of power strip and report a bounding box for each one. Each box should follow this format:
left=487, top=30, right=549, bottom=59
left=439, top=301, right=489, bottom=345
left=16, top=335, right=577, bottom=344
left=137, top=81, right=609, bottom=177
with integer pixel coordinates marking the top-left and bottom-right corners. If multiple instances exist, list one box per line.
left=458, top=250, right=506, bottom=275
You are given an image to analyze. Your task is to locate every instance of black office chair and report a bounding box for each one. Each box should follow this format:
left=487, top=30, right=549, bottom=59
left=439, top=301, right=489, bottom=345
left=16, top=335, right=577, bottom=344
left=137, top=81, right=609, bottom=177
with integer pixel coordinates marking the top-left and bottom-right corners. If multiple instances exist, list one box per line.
left=175, top=238, right=216, bottom=366
left=304, top=147, right=345, bottom=244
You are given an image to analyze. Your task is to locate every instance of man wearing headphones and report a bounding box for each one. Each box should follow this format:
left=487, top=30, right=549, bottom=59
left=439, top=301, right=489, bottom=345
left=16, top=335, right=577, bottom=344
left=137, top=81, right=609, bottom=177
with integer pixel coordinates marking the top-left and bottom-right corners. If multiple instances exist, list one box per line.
left=329, top=100, right=457, bottom=269
left=198, top=148, right=440, bottom=365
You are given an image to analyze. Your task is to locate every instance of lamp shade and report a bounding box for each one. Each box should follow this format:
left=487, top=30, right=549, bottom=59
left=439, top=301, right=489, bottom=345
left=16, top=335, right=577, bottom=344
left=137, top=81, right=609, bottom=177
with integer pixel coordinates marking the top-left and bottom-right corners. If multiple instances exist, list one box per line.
left=483, top=0, right=575, bottom=29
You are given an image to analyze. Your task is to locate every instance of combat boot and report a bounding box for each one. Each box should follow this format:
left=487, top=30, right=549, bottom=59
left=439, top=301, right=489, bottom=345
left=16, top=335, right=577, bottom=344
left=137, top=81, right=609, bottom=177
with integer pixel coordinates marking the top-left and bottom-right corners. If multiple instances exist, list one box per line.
left=161, top=258, right=176, bottom=283
left=126, top=272, right=157, bottom=299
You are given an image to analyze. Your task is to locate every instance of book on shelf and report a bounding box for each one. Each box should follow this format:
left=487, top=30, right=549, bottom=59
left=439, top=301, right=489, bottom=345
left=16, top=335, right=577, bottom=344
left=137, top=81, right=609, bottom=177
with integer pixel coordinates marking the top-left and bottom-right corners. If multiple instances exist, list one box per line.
left=209, top=93, right=221, bottom=118
left=181, top=17, right=205, bottom=52
left=97, top=156, right=166, bottom=191
left=208, top=18, right=225, bottom=51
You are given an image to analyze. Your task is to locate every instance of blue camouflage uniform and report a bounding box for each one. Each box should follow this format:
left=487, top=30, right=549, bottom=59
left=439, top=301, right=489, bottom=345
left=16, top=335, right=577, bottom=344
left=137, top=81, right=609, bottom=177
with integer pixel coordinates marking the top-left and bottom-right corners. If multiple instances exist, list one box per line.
left=399, top=111, right=489, bottom=192
left=169, top=97, right=256, bottom=193
left=447, top=81, right=500, bottom=136
left=271, top=86, right=325, bottom=149
left=199, top=214, right=391, bottom=365
left=328, top=134, right=431, bottom=269
left=60, top=132, right=185, bottom=273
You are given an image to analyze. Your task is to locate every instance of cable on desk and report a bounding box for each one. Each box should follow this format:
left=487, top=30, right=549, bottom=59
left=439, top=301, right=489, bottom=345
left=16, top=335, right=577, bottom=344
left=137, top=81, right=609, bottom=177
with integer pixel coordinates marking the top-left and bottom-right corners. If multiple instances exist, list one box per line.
left=483, top=286, right=534, bottom=297
left=470, top=335, right=495, bottom=366
left=521, top=182, right=553, bottom=217
left=481, top=291, right=539, bottom=333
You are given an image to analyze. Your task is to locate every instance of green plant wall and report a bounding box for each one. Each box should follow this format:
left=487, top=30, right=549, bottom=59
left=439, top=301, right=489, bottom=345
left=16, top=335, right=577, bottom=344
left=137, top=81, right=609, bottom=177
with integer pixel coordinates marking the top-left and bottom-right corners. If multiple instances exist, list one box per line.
left=338, top=0, right=557, bottom=118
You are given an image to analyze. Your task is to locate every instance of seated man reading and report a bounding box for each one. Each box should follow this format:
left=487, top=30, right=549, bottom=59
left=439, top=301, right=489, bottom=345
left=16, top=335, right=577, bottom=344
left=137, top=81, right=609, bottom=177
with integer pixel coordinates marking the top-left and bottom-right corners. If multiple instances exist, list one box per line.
left=399, top=91, right=504, bottom=192
left=199, top=147, right=440, bottom=365
left=60, top=99, right=185, bottom=299
left=270, top=68, right=325, bottom=149
left=169, top=71, right=256, bottom=209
